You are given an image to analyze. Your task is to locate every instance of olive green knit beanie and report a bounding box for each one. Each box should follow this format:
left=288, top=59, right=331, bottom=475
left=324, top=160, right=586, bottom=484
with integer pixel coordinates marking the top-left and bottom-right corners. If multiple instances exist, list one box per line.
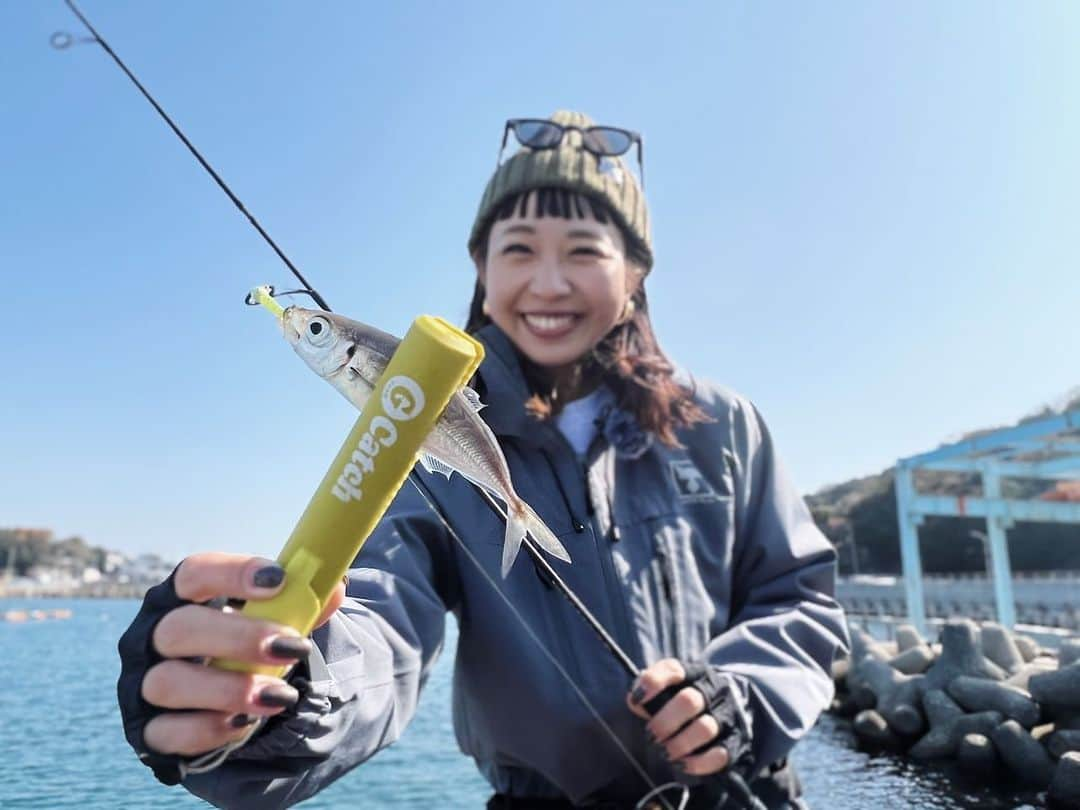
left=468, top=110, right=653, bottom=272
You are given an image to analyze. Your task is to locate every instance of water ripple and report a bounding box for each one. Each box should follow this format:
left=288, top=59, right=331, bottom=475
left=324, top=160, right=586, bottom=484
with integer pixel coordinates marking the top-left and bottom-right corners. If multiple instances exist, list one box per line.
left=0, top=600, right=1049, bottom=809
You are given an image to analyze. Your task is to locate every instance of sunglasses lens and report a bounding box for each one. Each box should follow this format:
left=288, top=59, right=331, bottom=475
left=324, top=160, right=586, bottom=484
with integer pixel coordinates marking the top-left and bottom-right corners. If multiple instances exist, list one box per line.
left=584, top=127, right=633, bottom=156
left=514, top=120, right=563, bottom=149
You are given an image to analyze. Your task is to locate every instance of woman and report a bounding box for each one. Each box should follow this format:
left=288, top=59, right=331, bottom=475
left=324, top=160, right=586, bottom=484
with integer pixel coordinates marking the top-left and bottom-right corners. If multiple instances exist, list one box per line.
left=118, top=111, right=848, bottom=809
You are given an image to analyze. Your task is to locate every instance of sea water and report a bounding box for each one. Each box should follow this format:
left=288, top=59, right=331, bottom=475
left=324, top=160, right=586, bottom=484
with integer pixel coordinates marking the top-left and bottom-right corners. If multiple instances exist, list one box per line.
left=0, top=600, right=1044, bottom=808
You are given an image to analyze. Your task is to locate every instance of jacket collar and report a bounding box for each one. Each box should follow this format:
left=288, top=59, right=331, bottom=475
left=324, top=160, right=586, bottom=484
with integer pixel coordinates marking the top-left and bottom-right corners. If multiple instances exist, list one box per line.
left=473, top=323, right=548, bottom=442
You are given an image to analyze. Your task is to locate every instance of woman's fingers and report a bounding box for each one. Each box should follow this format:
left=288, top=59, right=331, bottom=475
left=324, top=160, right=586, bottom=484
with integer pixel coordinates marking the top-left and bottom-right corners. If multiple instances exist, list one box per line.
left=314, top=580, right=347, bottom=630
left=626, top=658, right=685, bottom=720
left=174, top=553, right=286, bottom=603
left=132, top=553, right=339, bottom=764
left=627, top=659, right=723, bottom=768
left=142, top=660, right=299, bottom=715
left=680, top=743, right=731, bottom=776
left=163, top=553, right=322, bottom=664
left=143, top=710, right=257, bottom=757
left=647, top=686, right=705, bottom=742
left=663, top=713, right=720, bottom=761
left=152, top=604, right=312, bottom=663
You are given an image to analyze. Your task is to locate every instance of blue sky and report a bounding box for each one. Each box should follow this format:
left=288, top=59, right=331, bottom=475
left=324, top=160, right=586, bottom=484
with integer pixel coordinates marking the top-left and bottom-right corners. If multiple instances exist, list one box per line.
left=2, top=2, right=1077, bottom=560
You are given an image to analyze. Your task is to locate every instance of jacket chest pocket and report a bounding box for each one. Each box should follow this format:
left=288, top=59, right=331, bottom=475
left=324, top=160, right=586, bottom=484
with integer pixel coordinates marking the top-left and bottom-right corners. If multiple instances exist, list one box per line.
left=616, top=495, right=735, bottom=663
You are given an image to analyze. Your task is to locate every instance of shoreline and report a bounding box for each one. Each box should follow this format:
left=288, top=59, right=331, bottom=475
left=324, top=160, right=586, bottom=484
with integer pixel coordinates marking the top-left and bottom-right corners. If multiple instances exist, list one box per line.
left=0, top=585, right=149, bottom=600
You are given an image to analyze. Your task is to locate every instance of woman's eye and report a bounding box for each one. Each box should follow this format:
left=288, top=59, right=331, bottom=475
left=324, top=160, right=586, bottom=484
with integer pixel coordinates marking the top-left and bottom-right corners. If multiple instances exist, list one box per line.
left=571, top=247, right=603, bottom=257
left=502, top=243, right=532, bottom=255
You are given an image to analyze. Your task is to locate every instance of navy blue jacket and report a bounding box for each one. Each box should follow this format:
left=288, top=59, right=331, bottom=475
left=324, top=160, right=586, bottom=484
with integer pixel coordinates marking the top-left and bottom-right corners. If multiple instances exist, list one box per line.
left=185, top=324, right=849, bottom=808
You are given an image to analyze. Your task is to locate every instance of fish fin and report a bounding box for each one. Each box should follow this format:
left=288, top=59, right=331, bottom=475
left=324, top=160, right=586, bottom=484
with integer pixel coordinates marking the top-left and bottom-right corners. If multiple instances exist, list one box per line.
left=502, top=514, right=527, bottom=578
left=518, top=503, right=573, bottom=566
left=418, top=452, right=455, bottom=480
left=461, top=386, right=486, bottom=412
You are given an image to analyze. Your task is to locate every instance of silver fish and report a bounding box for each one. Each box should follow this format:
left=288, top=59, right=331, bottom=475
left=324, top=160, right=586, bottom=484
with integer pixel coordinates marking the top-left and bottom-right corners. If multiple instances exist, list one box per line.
left=282, top=306, right=572, bottom=577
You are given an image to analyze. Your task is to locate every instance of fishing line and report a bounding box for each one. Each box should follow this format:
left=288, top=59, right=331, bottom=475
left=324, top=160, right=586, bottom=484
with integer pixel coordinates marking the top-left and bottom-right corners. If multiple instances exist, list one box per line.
left=407, top=474, right=684, bottom=810
left=52, top=0, right=330, bottom=312
left=54, top=4, right=763, bottom=807
left=408, top=473, right=765, bottom=810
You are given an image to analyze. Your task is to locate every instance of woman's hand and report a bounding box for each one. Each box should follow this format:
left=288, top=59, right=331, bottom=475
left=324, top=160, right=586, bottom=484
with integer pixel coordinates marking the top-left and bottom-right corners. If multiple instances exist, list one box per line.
left=626, top=658, right=746, bottom=777
left=124, top=553, right=346, bottom=762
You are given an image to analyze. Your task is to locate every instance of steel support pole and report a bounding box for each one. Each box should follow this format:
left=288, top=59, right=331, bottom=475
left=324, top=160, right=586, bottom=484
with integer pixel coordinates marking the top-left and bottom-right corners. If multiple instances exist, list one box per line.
left=982, top=468, right=1017, bottom=628
left=895, top=464, right=927, bottom=636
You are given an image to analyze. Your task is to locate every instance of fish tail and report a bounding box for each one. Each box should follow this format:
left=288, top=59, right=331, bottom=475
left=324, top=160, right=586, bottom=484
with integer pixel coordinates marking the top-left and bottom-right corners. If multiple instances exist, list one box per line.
left=502, top=502, right=572, bottom=578
left=502, top=513, right=527, bottom=578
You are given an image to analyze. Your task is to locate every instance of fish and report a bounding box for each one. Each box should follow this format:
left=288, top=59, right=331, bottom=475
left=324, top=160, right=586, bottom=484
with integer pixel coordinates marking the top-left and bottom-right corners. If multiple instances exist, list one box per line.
left=281, top=306, right=572, bottom=577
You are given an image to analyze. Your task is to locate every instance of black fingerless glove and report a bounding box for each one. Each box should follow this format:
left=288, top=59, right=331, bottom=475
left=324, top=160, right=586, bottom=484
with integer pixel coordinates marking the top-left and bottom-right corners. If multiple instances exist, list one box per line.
left=116, top=569, right=187, bottom=786
left=643, top=660, right=755, bottom=775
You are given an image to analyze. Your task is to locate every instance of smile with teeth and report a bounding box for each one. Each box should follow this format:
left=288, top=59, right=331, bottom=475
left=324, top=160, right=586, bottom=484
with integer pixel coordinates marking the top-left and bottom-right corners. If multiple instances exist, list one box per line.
left=521, top=313, right=581, bottom=336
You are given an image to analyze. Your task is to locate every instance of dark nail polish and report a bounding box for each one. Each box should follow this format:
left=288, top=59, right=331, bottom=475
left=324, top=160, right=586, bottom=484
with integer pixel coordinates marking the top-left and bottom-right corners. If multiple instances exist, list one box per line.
left=257, top=684, right=299, bottom=708
left=229, top=714, right=255, bottom=728
left=631, top=685, right=646, bottom=704
left=252, top=565, right=285, bottom=589
left=268, top=636, right=312, bottom=660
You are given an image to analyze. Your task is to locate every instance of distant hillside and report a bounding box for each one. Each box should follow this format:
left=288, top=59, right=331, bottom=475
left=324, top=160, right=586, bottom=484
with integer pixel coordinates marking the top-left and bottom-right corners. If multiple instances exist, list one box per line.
left=809, top=389, right=1080, bottom=575
left=0, top=528, right=174, bottom=597
left=0, top=528, right=106, bottom=577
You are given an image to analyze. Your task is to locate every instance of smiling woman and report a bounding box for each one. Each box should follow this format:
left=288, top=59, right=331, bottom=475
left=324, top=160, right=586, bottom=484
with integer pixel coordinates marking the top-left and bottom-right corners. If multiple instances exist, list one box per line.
left=116, top=110, right=849, bottom=810
left=466, top=184, right=709, bottom=449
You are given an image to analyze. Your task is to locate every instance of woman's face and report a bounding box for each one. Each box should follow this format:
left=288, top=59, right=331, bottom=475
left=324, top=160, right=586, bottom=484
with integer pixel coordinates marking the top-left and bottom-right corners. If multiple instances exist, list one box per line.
left=478, top=196, right=634, bottom=379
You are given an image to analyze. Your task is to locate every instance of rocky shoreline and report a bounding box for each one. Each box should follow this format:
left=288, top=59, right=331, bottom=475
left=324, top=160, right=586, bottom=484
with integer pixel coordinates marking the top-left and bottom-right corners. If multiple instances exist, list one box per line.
left=833, top=617, right=1080, bottom=808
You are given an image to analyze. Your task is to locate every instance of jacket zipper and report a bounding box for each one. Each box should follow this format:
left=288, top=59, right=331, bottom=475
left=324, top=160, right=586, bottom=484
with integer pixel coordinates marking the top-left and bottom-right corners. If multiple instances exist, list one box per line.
left=543, top=429, right=641, bottom=673
left=578, top=448, right=642, bottom=673
left=652, top=536, right=683, bottom=660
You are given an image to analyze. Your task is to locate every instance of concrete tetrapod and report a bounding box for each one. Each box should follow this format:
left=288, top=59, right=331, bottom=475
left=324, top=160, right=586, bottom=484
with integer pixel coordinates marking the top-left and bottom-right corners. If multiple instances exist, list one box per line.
left=947, top=675, right=1042, bottom=729
left=1047, top=730, right=1080, bottom=760
left=956, top=732, right=999, bottom=776
left=1030, top=663, right=1080, bottom=713
left=1049, top=751, right=1080, bottom=809
left=1013, top=634, right=1041, bottom=664
left=853, top=709, right=904, bottom=750
left=890, top=645, right=935, bottom=676
left=1007, top=657, right=1059, bottom=691
left=1060, top=639, right=1080, bottom=668
left=980, top=622, right=1026, bottom=676
left=919, top=619, right=1007, bottom=695
left=856, top=658, right=926, bottom=737
left=845, top=625, right=892, bottom=710
left=888, top=622, right=936, bottom=675
left=991, top=719, right=1055, bottom=786
left=909, top=689, right=1003, bottom=761
left=895, top=624, right=926, bottom=654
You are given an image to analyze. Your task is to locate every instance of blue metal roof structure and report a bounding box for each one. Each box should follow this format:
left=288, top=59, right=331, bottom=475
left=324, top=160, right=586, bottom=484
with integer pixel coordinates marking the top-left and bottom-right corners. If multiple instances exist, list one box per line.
left=894, top=408, right=1080, bottom=634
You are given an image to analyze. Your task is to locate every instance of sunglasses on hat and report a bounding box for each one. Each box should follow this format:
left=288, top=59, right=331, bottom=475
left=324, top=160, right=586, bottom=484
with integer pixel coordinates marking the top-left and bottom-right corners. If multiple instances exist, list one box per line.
left=497, top=118, right=645, bottom=188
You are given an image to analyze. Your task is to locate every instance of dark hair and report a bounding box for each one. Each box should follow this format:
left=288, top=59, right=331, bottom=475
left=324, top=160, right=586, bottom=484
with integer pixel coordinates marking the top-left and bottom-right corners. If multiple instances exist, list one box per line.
left=467, top=187, right=711, bottom=448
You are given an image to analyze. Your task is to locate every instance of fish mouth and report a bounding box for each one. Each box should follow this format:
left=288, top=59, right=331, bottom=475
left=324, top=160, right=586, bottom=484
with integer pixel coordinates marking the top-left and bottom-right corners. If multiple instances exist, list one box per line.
left=281, top=308, right=303, bottom=342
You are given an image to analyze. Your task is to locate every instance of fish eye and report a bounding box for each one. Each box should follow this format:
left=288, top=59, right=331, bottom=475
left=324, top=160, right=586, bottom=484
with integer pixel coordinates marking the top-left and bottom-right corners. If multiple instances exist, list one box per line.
left=306, top=316, right=333, bottom=346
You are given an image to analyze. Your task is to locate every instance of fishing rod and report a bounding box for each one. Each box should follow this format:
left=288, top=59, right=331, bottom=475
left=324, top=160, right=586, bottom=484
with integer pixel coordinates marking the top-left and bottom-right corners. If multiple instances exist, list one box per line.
left=51, top=0, right=330, bottom=313
left=408, top=475, right=767, bottom=810
left=52, top=4, right=765, bottom=808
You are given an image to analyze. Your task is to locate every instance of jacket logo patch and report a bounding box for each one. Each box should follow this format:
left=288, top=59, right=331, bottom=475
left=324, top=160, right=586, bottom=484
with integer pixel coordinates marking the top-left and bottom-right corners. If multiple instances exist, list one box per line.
left=669, top=459, right=720, bottom=503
